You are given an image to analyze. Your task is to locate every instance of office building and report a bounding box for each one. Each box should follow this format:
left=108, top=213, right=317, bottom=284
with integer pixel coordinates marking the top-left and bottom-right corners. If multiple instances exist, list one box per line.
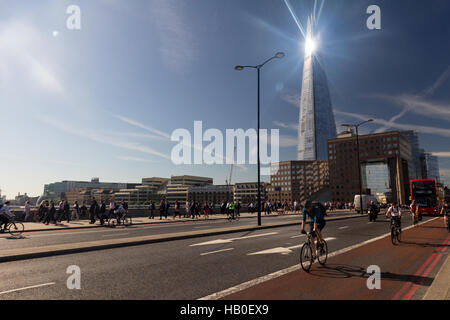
left=328, top=131, right=413, bottom=205
left=267, top=161, right=329, bottom=204
left=298, top=16, right=337, bottom=161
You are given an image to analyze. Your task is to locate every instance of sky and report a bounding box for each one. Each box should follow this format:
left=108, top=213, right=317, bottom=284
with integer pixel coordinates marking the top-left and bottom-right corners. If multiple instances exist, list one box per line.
left=1, top=0, right=450, bottom=198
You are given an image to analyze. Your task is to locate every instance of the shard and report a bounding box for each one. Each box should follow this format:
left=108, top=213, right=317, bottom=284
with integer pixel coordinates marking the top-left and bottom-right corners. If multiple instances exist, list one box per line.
left=298, top=16, right=336, bottom=161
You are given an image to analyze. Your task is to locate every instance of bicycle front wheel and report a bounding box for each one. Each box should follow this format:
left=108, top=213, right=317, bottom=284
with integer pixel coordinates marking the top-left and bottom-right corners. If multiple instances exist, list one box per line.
left=317, top=240, right=328, bottom=266
left=122, top=216, right=132, bottom=227
left=8, top=222, right=24, bottom=237
left=396, top=228, right=402, bottom=243
left=300, top=243, right=313, bottom=272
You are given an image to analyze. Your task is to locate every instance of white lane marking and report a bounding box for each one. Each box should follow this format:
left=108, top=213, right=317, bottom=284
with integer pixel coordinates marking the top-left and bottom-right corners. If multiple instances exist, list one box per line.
left=0, top=282, right=56, bottom=295
left=290, top=235, right=305, bottom=239
left=248, top=237, right=336, bottom=255
left=339, top=226, right=349, bottom=230
left=200, top=248, right=234, bottom=256
left=190, top=232, right=278, bottom=247
left=199, top=217, right=439, bottom=300
left=101, top=233, right=129, bottom=237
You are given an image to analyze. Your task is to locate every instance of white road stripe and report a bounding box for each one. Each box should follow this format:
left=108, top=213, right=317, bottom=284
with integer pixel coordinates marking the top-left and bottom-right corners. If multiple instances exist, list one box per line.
left=200, top=248, right=234, bottom=256
left=190, top=232, right=278, bottom=247
left=101, top=233, right=129, bottom=237
left=199, top=217, right=439, bottom=300
left=290, top=235, right=305, bottom=239
left=339, top=226, right=349, bottom=230
left=0, top=282, right=56, bottom=295
left=248, top=237, right=336, bottom=255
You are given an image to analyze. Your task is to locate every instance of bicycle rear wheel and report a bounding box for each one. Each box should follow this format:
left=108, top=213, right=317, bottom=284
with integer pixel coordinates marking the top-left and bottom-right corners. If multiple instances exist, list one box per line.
left=108, top=218, right=116, bottom=228
left=317, top=240, right=328, bottom=266
left=8, top=222, right=24, bottom=237
left=391, top=227, right=398, bottom=245
left=300, top=243, right=313, bottom=272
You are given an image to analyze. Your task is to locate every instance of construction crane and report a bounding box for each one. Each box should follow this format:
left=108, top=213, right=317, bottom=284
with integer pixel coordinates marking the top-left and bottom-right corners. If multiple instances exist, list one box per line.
left=225, top=146, right=236, bottom=186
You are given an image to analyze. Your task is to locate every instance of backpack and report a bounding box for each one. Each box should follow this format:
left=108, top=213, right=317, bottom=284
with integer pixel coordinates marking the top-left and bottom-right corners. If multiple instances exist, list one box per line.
left=313, top=201, right=327, bottom=217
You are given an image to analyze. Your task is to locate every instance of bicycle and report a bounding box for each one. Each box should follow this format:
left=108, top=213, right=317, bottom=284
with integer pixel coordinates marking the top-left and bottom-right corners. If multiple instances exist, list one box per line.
left=227, top=211, right=239, bottom=222
left=390, top=217, right=402, bottom=245
left=107, top=211, right=132, bottom=227
left=300, top=231, right=328, bottom=272
left=5, top=217, right=25, bottom=237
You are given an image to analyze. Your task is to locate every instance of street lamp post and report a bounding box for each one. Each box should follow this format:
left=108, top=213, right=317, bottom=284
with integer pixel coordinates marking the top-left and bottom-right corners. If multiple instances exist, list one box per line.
left=342, top=120, right=373, bottom=215
left=235, top=52, right=285, bottom=226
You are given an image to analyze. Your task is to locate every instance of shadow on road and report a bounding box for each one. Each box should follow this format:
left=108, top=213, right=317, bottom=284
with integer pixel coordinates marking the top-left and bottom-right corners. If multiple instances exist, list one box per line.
left=308, top=264, right=434, bottom=286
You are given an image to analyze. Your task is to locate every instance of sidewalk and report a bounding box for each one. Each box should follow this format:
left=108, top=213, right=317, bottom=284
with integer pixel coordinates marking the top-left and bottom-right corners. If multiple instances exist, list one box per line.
left=18, top=210, right=358, bottom=232
left=423, top=249, right=450, bottom=300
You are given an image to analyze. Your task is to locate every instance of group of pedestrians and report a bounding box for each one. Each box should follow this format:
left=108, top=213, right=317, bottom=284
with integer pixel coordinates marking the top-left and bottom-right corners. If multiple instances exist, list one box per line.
left=37, top=200, right=71, bottom=225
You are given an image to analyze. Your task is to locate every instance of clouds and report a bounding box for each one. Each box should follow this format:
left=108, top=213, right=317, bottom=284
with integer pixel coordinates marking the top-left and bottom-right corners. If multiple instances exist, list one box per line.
left=38, top=115, right=171, bottom=160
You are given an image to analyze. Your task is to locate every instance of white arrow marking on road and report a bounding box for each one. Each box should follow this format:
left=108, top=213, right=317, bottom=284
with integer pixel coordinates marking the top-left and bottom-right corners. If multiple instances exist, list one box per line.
left=247, top=237, right=336, bottom=255
left=200, top=248, right=234, bottom=256
left=190, top=232, right=278, bottom=247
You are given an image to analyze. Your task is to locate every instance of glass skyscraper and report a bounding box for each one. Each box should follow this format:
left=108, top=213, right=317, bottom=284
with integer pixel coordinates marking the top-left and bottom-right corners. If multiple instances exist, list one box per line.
left=298, top=16, right=336, bottom=161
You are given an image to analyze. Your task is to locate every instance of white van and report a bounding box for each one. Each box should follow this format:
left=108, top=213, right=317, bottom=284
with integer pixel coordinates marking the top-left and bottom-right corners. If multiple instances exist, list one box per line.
left=354, top=195, right=378, bottom=213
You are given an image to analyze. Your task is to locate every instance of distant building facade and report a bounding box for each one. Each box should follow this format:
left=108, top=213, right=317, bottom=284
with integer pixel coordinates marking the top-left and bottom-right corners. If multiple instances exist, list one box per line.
left=420, top=152, right=440, bottom=182
left=114, top=177, right=169, bottom=204
left=188, top=185, right=233, bottom=205
left=166, top=175, right=213, bottom=204
left=233, top=182, right=267, bottom=204
left=328, top=131, right=413, bottom=205
left=42, top=178, right=139, bottom=200
left=267, top=161, right=329, bottom=204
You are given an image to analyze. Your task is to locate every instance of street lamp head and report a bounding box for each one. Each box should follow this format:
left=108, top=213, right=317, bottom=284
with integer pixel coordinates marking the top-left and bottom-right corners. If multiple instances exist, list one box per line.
left=367, top=119, right=374, bottom=123
left=234, top=66, right=244, bottom=71
left=275, top=52, right=285, bottom=59
left=341, top=124, right=353, bottom=128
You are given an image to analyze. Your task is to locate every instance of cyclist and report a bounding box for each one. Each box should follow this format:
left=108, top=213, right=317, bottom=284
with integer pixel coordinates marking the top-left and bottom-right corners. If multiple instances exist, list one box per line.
left=441, top=201, right=449, bottom=228
left=229, top=202, right=236, bottom=220
left=410, top=200, right=418, bottom=225
left=0, top=201, right=14, bottom=232
left=301, top=200, right=326, bottom=258
left=386, top=202, right=402, bottom=232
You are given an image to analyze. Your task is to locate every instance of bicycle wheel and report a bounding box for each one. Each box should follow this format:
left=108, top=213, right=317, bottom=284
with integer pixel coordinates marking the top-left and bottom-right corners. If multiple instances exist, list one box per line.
left=123, top=216, right=132, bottom=227
left=300, top=243, right=313, bottom=272
left=391, top=227, right=398, bottom=245
left=108, top=218, right=116, bottom=228
left=317, top=240, right=328, bottom=266
left=8, top=222, right=24, bottom=237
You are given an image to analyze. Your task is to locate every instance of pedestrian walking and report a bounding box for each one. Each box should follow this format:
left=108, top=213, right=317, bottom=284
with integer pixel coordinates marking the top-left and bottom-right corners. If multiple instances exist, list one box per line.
left=203, top=202, right=209, bottom=219
left=44, top=201, right=57, bottom=225
left=23, top=201, right=32, bottom=222
left=159, top=201, right=166, bottom=220
left=97, top=201, right=106, bottom=225
left=72, top=201, right=80, bottom=220
left=164, top=200, right=170, bottom=219
left=63, top=200, right=71, bottom=223
left=149, top=200, right=155, bottom=219
left=173, top=200, right=180, bottom=219
left=89, top=198, right=99, bottom=224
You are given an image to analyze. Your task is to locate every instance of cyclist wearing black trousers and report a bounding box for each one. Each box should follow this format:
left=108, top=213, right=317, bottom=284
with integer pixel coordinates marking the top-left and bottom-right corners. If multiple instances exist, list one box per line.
left=301, top=200, right=326, bottom=258
left=44, top=201, right=57, bottom=225
left=441, top=201, right=449, bottom=229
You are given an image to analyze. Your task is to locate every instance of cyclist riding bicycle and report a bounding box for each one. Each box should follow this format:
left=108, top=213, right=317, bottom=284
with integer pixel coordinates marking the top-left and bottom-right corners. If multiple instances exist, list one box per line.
left=386, top=202, right=402, bottom=231
left=410, top=200, right=419, bottom=225
left=441, top=201, right=449, bottom=228
left=301, top=200, right=326, bottom=258
left=0, top=201, right=14, bottom=233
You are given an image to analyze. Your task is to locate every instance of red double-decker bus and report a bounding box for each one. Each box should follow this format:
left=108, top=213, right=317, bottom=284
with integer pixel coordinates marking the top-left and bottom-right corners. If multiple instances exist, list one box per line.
left=410, top=179, right=443, bottom=215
